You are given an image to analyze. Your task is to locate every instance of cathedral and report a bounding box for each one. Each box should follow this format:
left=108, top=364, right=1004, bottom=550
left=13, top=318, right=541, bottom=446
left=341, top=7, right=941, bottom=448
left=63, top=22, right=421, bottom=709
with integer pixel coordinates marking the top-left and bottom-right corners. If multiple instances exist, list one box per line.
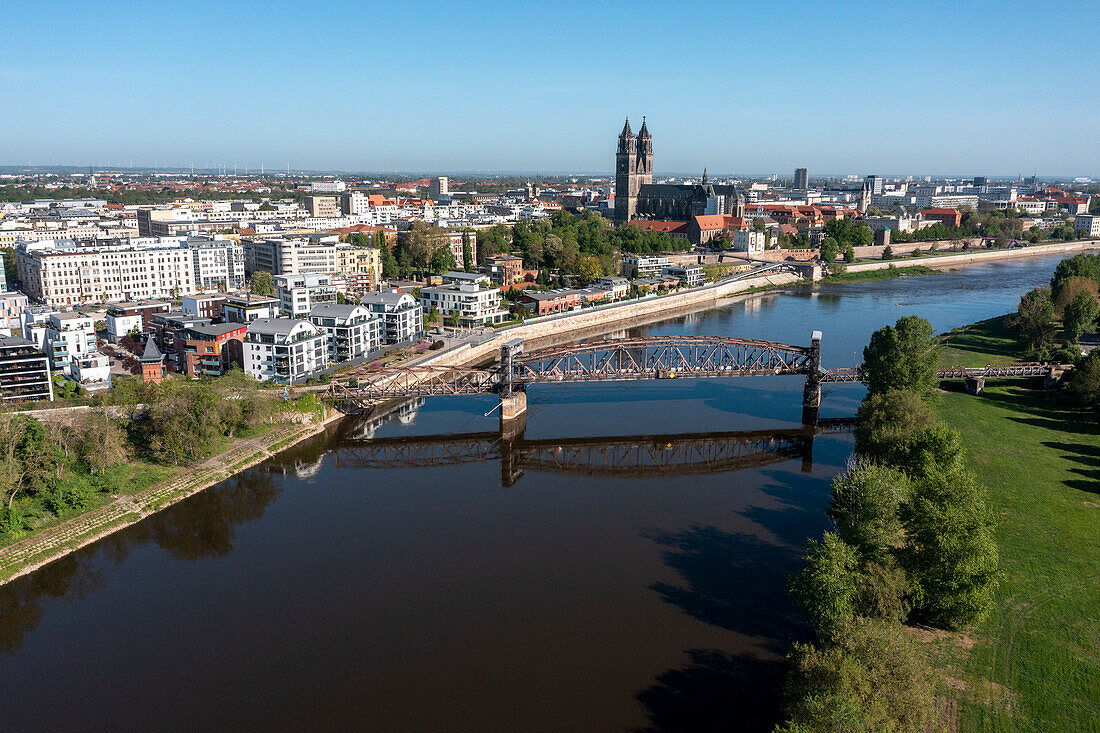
left=613, top=117, right=743, bottom=224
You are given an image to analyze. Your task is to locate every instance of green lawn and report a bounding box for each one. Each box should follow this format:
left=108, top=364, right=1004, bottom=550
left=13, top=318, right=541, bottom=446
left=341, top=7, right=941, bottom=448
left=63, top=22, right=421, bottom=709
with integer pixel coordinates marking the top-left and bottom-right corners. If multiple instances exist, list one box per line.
left=820, top=264, right=939, bottom=283
left=928, top=316, right=1099, bottom=732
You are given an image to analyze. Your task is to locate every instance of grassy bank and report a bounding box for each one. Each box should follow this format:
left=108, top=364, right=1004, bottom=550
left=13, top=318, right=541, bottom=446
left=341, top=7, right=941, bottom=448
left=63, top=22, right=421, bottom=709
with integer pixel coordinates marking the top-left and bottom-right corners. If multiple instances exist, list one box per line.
left=928, top=316, right=1099, bottom=731
left=820, top=264, right=939, bottom=283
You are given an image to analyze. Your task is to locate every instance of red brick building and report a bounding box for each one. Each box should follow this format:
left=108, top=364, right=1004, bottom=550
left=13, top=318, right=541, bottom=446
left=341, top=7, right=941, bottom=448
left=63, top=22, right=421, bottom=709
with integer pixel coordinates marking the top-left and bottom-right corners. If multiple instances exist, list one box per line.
left=179, top=323, right=247, bottom=377
left=920, top=208, right=962, bottom=227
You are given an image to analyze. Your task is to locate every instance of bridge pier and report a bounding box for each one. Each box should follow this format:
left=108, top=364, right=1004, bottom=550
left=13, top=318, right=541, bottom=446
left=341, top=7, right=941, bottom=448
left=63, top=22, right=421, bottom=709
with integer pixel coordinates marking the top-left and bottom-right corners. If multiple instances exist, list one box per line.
left=499, top=391, right=527, bottom=439
left=802, top=330, right=822, bottom=426
left=965, top=376, right=985, bottom=395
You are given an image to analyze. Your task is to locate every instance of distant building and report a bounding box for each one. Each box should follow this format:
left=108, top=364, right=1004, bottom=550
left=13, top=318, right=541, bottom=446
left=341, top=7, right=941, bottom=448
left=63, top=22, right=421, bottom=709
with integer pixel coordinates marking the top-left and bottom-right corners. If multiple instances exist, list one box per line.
left=794, top=168, right=809, bottom=190
left=243, top=318, right=328, bottom=385
left=518, top=289, right=585, bottom=316
left=1075, top=214, right=1100, bottom=238
left=0, top=292, right=29, bottom=333
left=45, top=311, right=97, bottom=377
left=243, top=238, right=379, bottom=286
left=309, top=180, right=347, bottom=193
left=305, top=195, right=341, bottom=218
left=429, top=176, right=449, bottom=200
left=360, top=290, right=423, bottom=344
left=308, top=303, right=383, bottom=362
left=733, top=229, right=765, bottom=254
left=181, top=293, right=228, bottom=321
left=71, top=352, right=111, bottom=389
left=662, top=265, right=704, bottom=287
left=865, top=175, right=884, bottom=195
left=0, top=335, right=53, bottom=402
left=486, top=254, right=525, bottom=286
left=920, top=208, right=963, bottom=227
left=105, top=301, right=170, bottom=343
left=590, top=276, right=630, bottom=300
left=622, top=255, right=672, bottom=278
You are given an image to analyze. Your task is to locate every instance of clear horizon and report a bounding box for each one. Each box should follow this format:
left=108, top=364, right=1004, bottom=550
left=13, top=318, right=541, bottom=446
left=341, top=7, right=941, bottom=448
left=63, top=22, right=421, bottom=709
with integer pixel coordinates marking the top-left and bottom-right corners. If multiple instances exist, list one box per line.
left=4, top=0, right=1098, bottom=177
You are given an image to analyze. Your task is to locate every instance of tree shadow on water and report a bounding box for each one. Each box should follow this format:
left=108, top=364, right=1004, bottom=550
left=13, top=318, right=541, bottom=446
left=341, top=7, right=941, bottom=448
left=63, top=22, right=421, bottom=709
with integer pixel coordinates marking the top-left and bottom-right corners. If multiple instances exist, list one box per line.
left=644, top=525, right=805, bottom=655
left=635, top=648, right=783, bottom=733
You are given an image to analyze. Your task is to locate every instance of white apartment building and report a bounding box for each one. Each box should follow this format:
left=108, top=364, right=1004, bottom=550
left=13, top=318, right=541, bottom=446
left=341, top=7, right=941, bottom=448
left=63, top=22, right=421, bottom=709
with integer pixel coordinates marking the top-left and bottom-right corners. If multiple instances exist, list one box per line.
left=275, top=272, right=338, bottom=317
left=1075, top=214, right=1100, bottom=238
left=590, top=276, right=630, bottom=301
left=0, top=292, right=29, bottom=333
left=622, top=255, right=672, bottom=278
left=662, top=266, right=704, bottom=287
left=243, top=318, right=328, bottom=385
left=45, top=311, right=97, bottom=376
left=309, top=180, right=347, bottom=193
left=20, top=305, right=58, bottom=349
left=308, top=303, right=383, bottom=362
left=733, top=229, right=766, bottom=254
left=360, top=291, right=423, bottom=344
left=420, top=281, right=508, bottom=327
left=15, top=236, right=244, bottom=306
left=243, top=238, right=380, bottom=285
left=71, top=352, right=111, bottom=388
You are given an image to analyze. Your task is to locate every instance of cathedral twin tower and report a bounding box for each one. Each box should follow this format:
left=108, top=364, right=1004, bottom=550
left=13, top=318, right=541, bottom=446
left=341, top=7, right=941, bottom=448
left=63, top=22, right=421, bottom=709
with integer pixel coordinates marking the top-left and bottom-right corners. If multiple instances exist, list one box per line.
left=614, top=117, right=653, bottom=223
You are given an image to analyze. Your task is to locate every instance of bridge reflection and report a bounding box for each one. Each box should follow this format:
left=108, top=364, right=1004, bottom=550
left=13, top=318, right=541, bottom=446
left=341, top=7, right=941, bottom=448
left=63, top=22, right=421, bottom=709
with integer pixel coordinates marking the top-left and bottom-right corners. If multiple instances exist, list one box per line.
left=329, top=419, right=854, bottom=486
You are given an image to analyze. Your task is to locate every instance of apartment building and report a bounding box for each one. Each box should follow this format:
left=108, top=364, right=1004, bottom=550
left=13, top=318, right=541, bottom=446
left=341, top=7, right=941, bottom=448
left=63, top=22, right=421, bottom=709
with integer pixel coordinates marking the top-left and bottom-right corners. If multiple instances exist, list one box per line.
left=360, top=291, right=423, bottom=343
left=590, top=276, right=630, bottom=300
left=243, top=318, right=328, bottom=384
left=0, top=292, right=29, bottom=333
left=662, top=265, right=704, bottom=287
left=243, top=238, right=380, bottom=287
left=105, top=301, right=170, bottom=342
left=305, top=195, right=341, bottom=218
left=420, top=281, right=508, bottom=327
left=733, top=229, right=766, bottom=254
left=45, top=311, right=97, bottom=376
left=15, top=236, right=244, bottom=306
left=1075, top=214, right=1100, bottom=238
left=221, top=294, right=280, bottom=324
left=275, top=272, right=338, bottom=317
left=308, top=303, right=383, bottom=362
left=181, top=293, right=228, bottom=320
left=621, top=255, right=672, bottom=278
left=486, top=254, right=524, bottom=286
left=0, top=335, right=53, bottom=402
left=179, top=323, right=247, bottom=377
left=149, top=311, right=212, bottom=371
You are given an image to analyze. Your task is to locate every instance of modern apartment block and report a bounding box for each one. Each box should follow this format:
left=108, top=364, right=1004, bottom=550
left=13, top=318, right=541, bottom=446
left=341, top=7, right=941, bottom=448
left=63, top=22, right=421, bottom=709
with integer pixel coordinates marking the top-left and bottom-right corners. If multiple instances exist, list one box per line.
left=0, top=335, right=53, bottom=402
left=359, top=291, right=423, bottom=344
left=243, top=318, right=328, bottom=385
left=15, top=236, right=244, bottom=306
left=179, top=323, right=247, bottom=377
left=181, top=293, right=228, bottom=320
left=308, top=303, right=383, bottom=362
left=419, top=281, right=508, bottom=327
left=221, top=294, right=280, bottom=324
left=275, top=272, right=338, bottom=317
left=243, top=238, right=380, bottom=286
left=0, top=292, right=29, bottom=333
left=621, top=255, right=672, bottom=278
left=794, top=168, right=809, bottom=190
left=1074, top=214, right=1100, bottom=238
left=44, top=311, right=97, bottom=376
left=105, top=300, right=170, bottom=342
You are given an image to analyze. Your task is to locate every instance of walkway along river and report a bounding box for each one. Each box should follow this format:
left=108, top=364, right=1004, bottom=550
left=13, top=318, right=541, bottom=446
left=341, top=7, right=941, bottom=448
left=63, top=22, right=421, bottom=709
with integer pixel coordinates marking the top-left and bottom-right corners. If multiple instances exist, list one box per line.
left=0, top=254, right=1072, bottom=732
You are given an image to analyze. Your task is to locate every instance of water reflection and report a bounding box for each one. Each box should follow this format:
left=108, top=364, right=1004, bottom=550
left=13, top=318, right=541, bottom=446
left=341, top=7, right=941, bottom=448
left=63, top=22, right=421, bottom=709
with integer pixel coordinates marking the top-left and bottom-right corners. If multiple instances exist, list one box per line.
left=0, top=469, right=280, bottom=654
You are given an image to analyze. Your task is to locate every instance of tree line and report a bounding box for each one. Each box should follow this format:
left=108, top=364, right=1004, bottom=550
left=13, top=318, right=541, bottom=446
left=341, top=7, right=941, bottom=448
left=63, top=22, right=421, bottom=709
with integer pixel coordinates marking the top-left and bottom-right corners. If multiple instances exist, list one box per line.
left=775, top=316, right=998, bottom=732
left=0, top=371, right=286, bottom=541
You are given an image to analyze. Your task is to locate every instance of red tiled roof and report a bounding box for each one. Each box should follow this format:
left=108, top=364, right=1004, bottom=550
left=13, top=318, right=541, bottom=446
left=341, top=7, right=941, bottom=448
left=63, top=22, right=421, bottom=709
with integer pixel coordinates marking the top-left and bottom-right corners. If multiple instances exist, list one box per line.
left=628, top=220, right=688, bottom=233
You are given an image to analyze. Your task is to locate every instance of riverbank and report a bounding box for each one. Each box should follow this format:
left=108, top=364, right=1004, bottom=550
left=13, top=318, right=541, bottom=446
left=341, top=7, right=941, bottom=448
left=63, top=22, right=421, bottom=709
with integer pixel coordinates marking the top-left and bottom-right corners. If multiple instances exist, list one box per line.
left=927, top=316, right=1099, bottom=731
left=0, top=407, right=345, bottom=586
left=845, top=238, right=1099, bottom=274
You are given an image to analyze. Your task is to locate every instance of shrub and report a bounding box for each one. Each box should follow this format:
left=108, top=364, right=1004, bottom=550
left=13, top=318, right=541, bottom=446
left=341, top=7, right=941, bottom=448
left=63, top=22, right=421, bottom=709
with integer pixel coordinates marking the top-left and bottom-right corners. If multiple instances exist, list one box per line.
left=788, top=532, right=861, bottom=642
left=430, top=340, right=445, bottom=350
left=881, top=246, right=894, bottom=260
left=777, top=620, right=933, bottom=733
left=861, top=316, right=939, bottom=396
left=828, top=461, right=909, bottom=558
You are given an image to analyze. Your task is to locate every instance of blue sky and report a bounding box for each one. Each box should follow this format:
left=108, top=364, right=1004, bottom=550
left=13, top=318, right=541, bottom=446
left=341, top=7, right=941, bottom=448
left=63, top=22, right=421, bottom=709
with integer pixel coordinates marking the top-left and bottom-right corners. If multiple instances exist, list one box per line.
left=3, top=0, right=1097, bottom=176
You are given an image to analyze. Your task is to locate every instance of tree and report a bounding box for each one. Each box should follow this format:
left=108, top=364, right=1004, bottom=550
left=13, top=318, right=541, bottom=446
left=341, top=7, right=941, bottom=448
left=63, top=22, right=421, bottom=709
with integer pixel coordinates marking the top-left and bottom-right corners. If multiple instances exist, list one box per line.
left=1052, top=275, right=1099, bottom=316
left=375, top=230, right=387, bottom=249
left=902, top=464, right=998, bottom=628
left=576, top=254, right=604, bottom=284
left=828, top=461, right=910, bottom=558
left=447, top=311, right=460, bottom=327
left=1069, top=350, right=1100, bottom=407
left=1013, top=287, right=1056, bottom=356
left=1063, top=291, right=1099, bottom=343
left=820, top=237, right=839, bottom=263
left=429, top=245, right=456, bottom=275
left=881, top=245, right=893, bottom=260
left=854, top=390, right=935, bottom=463
left=461, top=232, right=473, bottom=272
left=1050, top=253, right=1100, bottom=302
left=249, top=271, right=275, bottom=297
left=425, top=306, right=440, bottom=326
left=843, top=243, right=855, bottom=263
left=861, top=316, right=939, bottom=396
left=788, top=532, right=861, bottom=642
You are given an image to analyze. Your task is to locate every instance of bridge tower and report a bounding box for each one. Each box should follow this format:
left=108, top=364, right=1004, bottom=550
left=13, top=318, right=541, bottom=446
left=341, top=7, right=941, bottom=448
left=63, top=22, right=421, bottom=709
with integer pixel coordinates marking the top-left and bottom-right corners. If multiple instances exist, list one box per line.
left=499, top=338, right=527, bottom=439
left=802, top=330, right=822, bottom=425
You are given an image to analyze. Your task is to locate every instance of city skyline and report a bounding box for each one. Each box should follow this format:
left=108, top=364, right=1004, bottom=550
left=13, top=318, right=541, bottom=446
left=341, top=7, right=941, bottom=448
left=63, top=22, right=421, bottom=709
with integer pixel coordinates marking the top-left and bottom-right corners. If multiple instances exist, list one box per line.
left=3, top=0, right=1098, bottom=176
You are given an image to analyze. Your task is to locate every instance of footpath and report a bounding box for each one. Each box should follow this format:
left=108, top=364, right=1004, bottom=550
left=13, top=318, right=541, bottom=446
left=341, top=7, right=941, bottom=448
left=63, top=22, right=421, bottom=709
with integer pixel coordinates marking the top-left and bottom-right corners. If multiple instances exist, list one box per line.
left=0, top=416, right=339, bottom=586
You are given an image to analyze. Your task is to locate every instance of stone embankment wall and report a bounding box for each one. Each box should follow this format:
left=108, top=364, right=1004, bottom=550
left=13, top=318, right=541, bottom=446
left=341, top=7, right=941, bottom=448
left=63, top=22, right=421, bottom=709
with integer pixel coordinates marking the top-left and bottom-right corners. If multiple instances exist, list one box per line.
left=845, top=239, right=1100, bottom=274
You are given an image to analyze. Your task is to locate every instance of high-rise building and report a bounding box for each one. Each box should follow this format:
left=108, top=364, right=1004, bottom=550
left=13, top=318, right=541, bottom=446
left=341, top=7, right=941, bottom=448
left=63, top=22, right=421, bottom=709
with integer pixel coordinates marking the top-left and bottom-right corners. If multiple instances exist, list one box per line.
left=794, top=168, right=809, bottom=189
left=429, top=176, right=449, bottom=200
left=865, top=175, right=884, bottom=195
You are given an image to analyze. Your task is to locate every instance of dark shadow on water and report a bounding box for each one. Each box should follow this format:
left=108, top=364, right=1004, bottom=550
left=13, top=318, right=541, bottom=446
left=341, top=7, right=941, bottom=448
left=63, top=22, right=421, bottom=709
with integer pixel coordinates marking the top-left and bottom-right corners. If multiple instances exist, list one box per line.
left=0, top=469, right=280, bottom=654
left=644, top=524, right=805, bottom=656
left=635, top=649, right=783, bottom=733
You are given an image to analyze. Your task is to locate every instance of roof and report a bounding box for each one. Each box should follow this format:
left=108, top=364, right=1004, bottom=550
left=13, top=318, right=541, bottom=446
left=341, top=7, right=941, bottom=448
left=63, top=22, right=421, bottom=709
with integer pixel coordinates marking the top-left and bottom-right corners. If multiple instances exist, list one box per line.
left=360, top=290, right=415, bottom=307
left=309, top=303, right=367, bottom=318
left=245, top=317, right=308, bottom=335
left=140, top=338, right=164, bottom=363
left=920, top=207, right=961, bottom=215
left=186, top=323, right=247, bottom=339
left=628, top=220, right=687, bottom=233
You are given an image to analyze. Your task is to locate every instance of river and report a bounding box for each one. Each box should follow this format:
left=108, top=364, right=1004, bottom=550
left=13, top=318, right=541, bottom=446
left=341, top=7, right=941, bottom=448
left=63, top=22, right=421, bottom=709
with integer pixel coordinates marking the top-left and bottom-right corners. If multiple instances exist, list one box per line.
left=0, top=255, right=1068, bottom=732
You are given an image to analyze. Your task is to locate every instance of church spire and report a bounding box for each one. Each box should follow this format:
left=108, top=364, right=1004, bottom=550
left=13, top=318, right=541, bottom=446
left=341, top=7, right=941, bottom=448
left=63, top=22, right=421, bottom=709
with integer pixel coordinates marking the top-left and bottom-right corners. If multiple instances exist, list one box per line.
left=620, top=117, right=633, bottom=138
left=701, top=167, right=708, bottom=185
left=617, top=117, right=636, bottom=155
left=638, top=116, right=649, bottom=138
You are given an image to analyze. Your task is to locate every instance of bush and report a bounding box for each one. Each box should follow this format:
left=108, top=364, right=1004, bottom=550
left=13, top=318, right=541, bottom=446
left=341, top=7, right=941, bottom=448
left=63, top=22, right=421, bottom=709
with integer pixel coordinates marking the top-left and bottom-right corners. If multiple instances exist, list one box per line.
left=430, top=340, right=445, bottom=350
left=776, top=620, right=933, bottom=733
left=788, top=532, right=861, bottom=642
left=881, top=246, right=894, bottom=260
left=828, top=461, right=910, bottom=558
